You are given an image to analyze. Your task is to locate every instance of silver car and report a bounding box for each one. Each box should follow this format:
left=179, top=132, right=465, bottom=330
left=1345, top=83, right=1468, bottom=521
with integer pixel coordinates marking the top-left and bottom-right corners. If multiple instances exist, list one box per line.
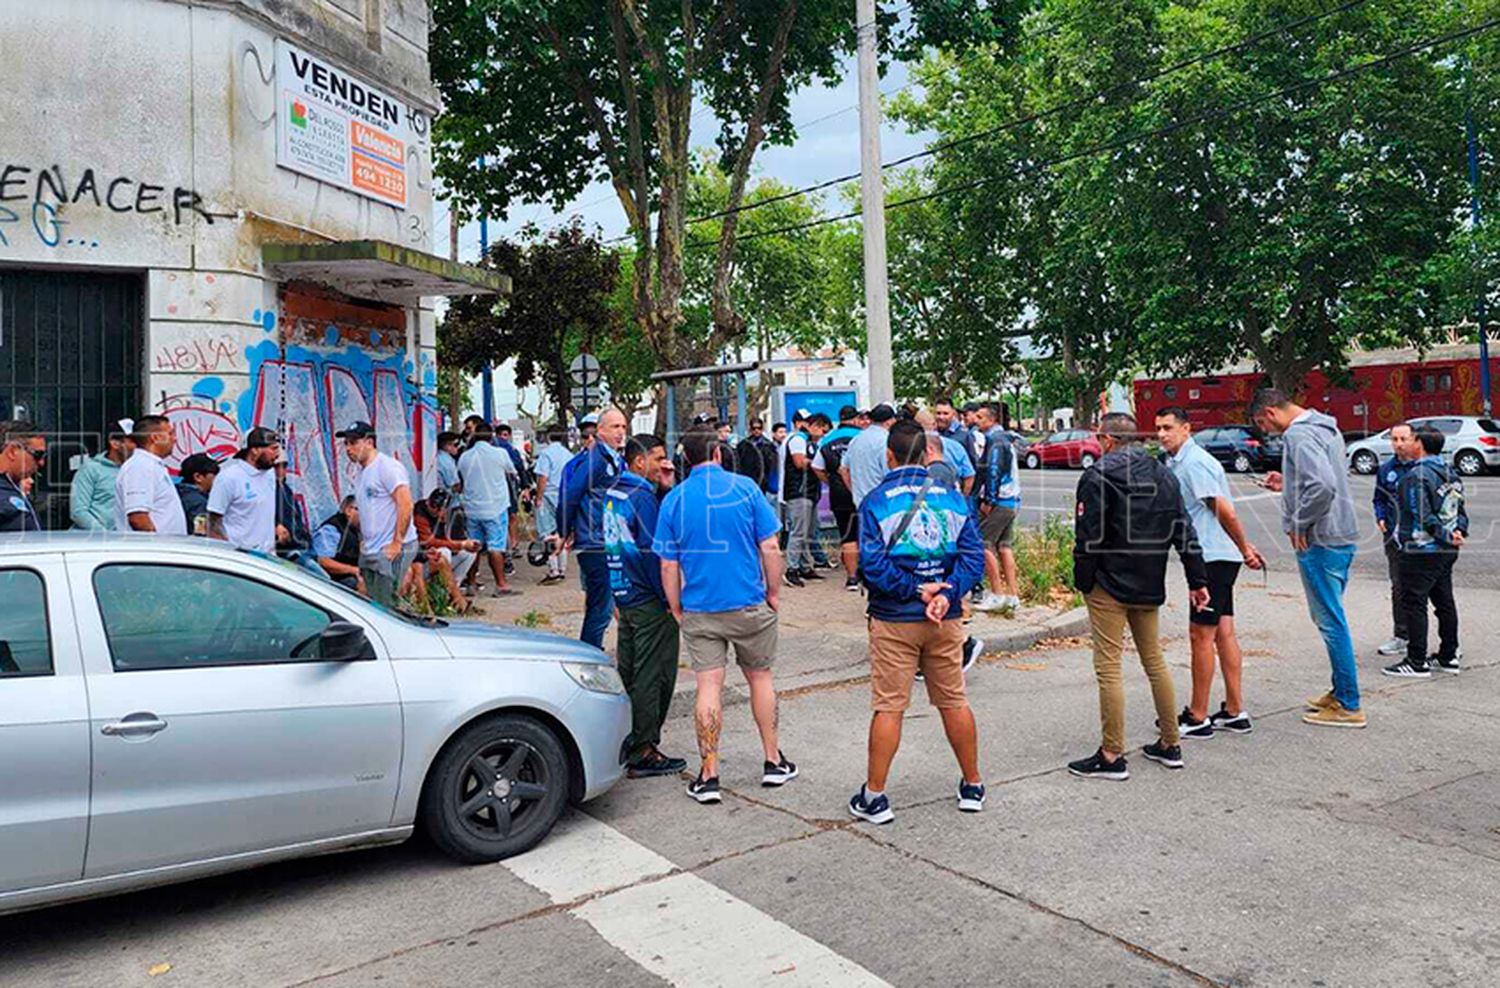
left=0, top=534, right=630, bottom=916
left=1346, top=416, right=1500, bottom=476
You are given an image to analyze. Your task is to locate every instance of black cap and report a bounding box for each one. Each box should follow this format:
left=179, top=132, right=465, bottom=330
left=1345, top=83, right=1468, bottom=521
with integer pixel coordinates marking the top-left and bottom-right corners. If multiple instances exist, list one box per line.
left=869, top=402, right=898, bottom=424
left=336, top=421, right=377, bottom=440
left=245, top=426, right=281, bottom=449
left=838, top=404, right=859, bottom=422
left=179, top=453, right=220, bottom=480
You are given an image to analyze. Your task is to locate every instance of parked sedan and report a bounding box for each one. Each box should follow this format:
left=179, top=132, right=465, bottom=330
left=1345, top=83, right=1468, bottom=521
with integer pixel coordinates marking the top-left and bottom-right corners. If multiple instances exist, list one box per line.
left=1023, top=429, right=1102, bottom=469
left=0, top=534, right=630, bottom=916
left=1345, top=416, right=1500, bottom=476
left=1192, top=424, right=1283, bottom=474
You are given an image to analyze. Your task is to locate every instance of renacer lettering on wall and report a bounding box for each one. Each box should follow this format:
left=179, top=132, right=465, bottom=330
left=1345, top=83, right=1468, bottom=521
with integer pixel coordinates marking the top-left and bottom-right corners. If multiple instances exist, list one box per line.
left=275, top=40, right=419, bottom=209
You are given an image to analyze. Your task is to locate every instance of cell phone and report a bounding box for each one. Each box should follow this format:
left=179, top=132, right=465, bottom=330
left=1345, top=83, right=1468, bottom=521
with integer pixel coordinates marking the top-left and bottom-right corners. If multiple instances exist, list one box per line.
left=1251, top=476, right=1271, bottom=488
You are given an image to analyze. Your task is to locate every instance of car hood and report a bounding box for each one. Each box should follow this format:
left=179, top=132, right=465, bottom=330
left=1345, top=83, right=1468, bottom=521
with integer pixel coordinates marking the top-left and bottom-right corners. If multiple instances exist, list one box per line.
left=434, top=621, right=611, bottom=665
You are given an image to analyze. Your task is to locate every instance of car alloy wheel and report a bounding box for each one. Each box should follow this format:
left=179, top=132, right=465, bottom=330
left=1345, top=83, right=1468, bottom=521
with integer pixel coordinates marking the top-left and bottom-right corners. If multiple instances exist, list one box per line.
left=1454, top=450, right=1485, bottom=477
left=1079, top=453, right=1097, bottom=469
left=1233, top=452, right=1252, bottom=473
left=1025, top=452, right=1041, bottom=469
left=1351, top=450, right=1378, bottom=475
left=422, top=714, right=569, bottom=863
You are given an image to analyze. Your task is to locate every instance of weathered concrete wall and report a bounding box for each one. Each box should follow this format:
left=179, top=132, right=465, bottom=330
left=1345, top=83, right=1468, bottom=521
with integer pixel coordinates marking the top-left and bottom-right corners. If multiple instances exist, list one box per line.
left=0, top=0, right=440, bottom=527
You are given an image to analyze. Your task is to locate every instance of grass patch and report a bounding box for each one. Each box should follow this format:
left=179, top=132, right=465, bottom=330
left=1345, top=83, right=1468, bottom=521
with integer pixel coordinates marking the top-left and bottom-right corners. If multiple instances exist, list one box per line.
left=1013, top=515, right=1082, bottom=608
left=514, top=609, right=554, bottom=629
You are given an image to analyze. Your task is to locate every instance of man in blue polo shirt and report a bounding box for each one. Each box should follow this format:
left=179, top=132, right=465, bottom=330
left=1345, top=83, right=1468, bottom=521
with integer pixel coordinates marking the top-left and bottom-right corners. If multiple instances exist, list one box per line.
left=656, top=425, right=796, bottom=805
left=604, top=433, right=688, bottom=779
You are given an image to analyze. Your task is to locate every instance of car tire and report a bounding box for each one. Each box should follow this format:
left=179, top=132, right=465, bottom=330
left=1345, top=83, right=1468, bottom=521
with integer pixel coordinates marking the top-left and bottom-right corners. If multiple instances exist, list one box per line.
left=421, top=713, right=570, bottom=864
left=1024, top=452, right=1041, bottom=469
left=1351, top=450, right=1378, bottom=475
left=1079, top=453, right=1097, bottom=469
left=1232, top=452, right=1252, bottom=474
left=1454, top=449, right=1485, bottom=477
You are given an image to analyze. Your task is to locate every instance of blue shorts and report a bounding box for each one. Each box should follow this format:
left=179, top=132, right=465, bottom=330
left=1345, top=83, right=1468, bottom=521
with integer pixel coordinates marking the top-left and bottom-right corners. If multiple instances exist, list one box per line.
left=471, top=514, right=509, bottom=552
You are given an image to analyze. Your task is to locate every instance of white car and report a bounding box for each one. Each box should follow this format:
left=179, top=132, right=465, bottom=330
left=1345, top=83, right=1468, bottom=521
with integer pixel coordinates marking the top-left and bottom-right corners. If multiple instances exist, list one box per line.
left=1, top=534, right=630, bottom=916
left=1346, top=416, right=1500, bottom=476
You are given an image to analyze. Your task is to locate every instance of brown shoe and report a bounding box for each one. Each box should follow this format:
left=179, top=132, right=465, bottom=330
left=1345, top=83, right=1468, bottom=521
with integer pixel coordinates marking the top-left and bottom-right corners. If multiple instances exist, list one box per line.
left=1302, top=702, right=1367, bottom=729
left=1305, top=691, right=1337, bottom=712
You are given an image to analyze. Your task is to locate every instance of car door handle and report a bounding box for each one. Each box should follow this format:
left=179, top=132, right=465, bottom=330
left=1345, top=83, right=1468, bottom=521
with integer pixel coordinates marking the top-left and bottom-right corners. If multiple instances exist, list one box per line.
left=101, top=714, right=169, bottom=737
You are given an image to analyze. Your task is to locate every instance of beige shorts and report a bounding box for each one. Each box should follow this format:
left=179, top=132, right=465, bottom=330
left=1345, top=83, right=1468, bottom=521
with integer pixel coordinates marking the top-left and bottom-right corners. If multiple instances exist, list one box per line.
left=681, top=604, right=779, bottom=672
left=981, top=505, right=1017, bottom=549
left=869, top=618, right=968, bottom=712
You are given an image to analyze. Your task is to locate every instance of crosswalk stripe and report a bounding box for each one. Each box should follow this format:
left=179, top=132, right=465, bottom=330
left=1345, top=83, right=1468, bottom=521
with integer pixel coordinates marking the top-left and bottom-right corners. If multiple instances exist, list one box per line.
left=503, top=812, right=890, bottom=987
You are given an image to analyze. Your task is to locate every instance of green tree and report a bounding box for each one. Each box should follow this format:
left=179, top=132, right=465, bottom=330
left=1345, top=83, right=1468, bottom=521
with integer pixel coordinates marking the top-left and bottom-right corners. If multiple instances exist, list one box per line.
left=441, top=220, right=620, bottom=426
left=429, top=0, right=1016, bottom=382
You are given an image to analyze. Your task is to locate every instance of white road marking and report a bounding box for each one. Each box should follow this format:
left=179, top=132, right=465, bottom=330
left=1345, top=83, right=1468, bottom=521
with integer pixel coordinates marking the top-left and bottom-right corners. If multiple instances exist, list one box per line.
left=504, top=813, right=890, bottom=987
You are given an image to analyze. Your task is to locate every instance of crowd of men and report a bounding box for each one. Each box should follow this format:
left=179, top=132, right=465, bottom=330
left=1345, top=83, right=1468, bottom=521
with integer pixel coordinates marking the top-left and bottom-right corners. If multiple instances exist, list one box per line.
left=0, top=383, right=1471, bottom=819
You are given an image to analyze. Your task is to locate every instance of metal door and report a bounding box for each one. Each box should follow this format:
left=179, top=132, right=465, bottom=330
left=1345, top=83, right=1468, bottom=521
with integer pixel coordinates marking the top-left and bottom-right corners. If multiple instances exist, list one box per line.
left=0, top=269, right=144, bottom=528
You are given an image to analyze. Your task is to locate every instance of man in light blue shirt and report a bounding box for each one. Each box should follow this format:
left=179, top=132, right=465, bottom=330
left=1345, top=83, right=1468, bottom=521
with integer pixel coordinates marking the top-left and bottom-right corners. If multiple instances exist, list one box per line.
left=1157, top=407, right=1264, bottom=740
left=533, top=429, right=575, bottom=584
left=435, top=431, right=462, bottom=497
left=458, top=422, right=518, bottom=595
left=842, top=402, right=898, bottom=507
left=655, top=425, right=795, bottom=805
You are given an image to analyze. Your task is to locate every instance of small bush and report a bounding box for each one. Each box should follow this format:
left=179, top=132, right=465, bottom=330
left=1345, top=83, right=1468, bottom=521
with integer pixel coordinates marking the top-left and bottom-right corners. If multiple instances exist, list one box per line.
left=514, top=609, right=553, bottom=629
left=1013, top=515, right=1081, bottom=608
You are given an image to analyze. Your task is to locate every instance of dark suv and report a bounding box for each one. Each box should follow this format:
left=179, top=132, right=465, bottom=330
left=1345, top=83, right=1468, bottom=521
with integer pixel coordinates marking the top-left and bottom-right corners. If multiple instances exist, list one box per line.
left=1193, top=424, right=1282, bottom=474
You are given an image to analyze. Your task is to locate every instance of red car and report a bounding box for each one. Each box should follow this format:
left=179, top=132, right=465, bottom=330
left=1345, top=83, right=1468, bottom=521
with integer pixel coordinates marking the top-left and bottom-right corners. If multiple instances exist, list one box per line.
left=1022, top=429, right=1102, bottom=469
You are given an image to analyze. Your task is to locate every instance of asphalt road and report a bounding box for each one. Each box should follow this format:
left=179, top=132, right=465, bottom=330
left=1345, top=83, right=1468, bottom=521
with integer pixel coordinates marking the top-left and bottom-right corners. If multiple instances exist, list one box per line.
left=1014, top=468, right=1500, bottom=590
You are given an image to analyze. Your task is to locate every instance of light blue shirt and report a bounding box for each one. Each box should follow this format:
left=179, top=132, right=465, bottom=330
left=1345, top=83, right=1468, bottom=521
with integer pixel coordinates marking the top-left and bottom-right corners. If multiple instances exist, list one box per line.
left=1169, top=437, right=1242, bottom=563
left=845, top=424, right=892, bottom=507
left=436, top=450, right=460, bottom=492
left=458, top=442, right=513, bottom=521
left=534, top=442, right=573, bottom=505
left=654, top=464, right=782, bottom=613
left=940, top=436, right=974, bottom=480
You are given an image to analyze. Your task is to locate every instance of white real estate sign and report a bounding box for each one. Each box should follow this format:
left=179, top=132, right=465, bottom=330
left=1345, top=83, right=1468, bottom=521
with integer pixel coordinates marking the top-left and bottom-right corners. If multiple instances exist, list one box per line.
left=274, top=40, right=418, bottom=209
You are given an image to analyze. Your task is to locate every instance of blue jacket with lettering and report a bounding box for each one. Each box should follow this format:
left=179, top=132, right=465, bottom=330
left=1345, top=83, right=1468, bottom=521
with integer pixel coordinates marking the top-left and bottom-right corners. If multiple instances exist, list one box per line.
left=602, top=469, right=666, bottom=608
left=858, top=466, right=985, bottom=623
left=559, top=443, right=621, bottom=550
left=1395, top=455, right=1468, bottom=553
left=1372, top=455, right=1407, bottom=546
left=981, top=426, right=1019, bottom=508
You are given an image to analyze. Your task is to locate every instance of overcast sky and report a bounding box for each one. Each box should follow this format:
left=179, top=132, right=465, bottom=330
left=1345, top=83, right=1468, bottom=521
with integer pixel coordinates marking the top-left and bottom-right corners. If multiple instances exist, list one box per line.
left=437, top=56, right=933, bottom=260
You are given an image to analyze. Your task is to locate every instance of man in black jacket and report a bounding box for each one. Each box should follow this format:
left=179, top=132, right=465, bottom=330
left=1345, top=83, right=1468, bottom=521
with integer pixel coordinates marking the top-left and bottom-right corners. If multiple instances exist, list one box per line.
left=1068, top=413, right=1210, bottom=781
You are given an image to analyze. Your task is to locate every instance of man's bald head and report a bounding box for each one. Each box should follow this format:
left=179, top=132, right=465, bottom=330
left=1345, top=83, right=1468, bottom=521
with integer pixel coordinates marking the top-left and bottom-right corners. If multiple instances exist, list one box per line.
left=597, top=408, right=628, bottom=450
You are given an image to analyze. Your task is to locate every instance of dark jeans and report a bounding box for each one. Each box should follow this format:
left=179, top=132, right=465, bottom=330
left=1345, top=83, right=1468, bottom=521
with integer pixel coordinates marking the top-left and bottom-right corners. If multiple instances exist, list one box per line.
left=617, top=599, right=681, bottom=757
left=577, top=550, right=614, bottom=649
left=1383, top=540, right=1407, bottom=640
left=1400, top=551, right=1459, bottom=667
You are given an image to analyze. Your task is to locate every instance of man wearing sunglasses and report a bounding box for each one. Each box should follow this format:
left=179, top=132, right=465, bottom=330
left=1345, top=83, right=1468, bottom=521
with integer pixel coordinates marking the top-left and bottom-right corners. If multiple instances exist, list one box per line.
left=0, top=420, right=46, bottom=532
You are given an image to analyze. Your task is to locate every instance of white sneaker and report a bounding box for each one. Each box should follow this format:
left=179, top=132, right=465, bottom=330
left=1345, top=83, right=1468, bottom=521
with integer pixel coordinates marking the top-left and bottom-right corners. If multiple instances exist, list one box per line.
left=1376, top=637, right=1408, bottom=656
left=1004, top=595, right=1022, bottom=611
left=975, top=593, right=1008, bottom=613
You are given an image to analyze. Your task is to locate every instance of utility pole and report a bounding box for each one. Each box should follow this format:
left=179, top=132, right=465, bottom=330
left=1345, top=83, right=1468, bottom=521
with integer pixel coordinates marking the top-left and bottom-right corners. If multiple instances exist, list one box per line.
left=856, top=0, right=894, bottom=405
left=1467, top=82, right=1492, bottom=416
left=478, top=156, right=496, bottom=423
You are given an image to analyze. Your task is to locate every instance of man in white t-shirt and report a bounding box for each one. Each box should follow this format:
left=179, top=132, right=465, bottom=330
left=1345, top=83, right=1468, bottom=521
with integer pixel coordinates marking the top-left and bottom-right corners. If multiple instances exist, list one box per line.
left=115, top=415, right=187, bottom=535
left=338, top=420, right=419, bottom=606
left=533, top=428, right=574, bottom=584
left=207, top=427, right=280, bottom=552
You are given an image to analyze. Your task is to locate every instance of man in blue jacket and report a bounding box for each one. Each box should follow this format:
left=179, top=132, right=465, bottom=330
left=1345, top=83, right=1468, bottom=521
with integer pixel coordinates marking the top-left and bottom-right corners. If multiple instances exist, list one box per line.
left=849, top=419, right=987, bottom=825
left=561, top=409, right=625, bottom=648
left=1371, top=423, right=1417, bottom=657
left=604, top=433, right=688, bottom=778
left=1383, top=423, right=1468, bottom=679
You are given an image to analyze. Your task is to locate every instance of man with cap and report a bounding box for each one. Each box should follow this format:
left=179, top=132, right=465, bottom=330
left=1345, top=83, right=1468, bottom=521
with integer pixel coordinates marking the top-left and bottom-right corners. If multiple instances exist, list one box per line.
left=338, top=421, right=419, bottom=606
left=176, top=453, right=220, bottom=536
left=116, top=415, right=187, bottom=535
left=0, top=420, right=46, bottom=533
left=208, top=427, right=281, bottom=552
left=812, top=405, right=864, bottom=589
left=70, top=421, right=132, bottom=531
left=842, top=401, right=899, bottom=509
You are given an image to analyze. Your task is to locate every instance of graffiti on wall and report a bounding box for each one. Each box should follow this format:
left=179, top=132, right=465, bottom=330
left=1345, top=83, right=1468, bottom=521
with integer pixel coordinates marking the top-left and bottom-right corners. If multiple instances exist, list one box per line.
left=0, top=162, right=229, bottom=250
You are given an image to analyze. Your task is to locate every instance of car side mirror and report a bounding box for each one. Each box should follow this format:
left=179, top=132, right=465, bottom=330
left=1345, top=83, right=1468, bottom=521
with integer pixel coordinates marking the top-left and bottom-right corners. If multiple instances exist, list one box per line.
left=320, top=621, right=374, bottom=661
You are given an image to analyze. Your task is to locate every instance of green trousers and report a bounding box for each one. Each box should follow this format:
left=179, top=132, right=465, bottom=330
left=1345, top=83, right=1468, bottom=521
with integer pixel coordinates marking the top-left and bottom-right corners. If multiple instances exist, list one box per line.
left=617, top=599, right=681, bottom=758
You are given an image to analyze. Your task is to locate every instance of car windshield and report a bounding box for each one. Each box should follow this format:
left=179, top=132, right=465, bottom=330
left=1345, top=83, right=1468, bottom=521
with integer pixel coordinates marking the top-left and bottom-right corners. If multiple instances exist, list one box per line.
left=243, top=551, right=448, bottom=628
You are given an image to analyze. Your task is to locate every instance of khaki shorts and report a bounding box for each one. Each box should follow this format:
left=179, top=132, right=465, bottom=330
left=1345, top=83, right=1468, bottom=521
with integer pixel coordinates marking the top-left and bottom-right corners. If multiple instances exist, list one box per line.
left=869, top=618, right=968, bottom=712
left=981, top=505, right=1017, bottom=549
left=681, top=604, right=779, bottom=672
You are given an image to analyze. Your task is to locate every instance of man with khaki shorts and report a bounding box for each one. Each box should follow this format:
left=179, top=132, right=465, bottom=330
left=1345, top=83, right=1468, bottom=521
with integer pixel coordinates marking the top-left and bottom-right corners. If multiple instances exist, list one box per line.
left=848, top=420, right=988, bottom=824
left=655, top=426, right=797, bottom=804
left=975, top=402, right=1021, bottom=613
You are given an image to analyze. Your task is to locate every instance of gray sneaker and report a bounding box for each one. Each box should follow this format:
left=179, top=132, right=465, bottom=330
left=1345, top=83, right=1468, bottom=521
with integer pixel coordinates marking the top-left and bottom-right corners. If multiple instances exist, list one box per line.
left=1377, top=637, right=1408, bottom=656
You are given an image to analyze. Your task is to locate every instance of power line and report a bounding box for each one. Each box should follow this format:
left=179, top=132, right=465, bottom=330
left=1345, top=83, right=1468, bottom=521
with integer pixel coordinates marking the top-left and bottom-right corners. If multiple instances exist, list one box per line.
left=690, top=16, right=1500, bottom=250
left=685, top=0, right=1373, bottom=226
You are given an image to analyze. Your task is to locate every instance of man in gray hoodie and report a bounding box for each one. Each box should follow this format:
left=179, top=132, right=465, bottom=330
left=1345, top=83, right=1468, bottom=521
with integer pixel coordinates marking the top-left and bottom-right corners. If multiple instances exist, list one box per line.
left=1251, top=388, right=1365, bottom=728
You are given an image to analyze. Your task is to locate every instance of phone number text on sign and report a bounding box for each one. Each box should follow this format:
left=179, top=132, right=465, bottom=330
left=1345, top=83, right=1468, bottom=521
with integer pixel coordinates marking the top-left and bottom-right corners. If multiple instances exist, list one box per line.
left=352, top=151, right=406, bottom=204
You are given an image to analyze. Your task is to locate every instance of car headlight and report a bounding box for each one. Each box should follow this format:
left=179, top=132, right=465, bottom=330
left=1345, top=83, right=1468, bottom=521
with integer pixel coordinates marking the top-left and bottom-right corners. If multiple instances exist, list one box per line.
left=561, top=661, right=626, bottom=695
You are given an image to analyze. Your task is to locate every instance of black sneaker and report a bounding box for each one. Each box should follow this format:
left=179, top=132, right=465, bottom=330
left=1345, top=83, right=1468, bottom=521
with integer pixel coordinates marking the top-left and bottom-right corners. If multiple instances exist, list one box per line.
left=783, top=571, right=805, bottom=588
left=1432, top=653, right=1462, bottom=675
left=962, top=636, right=983, bottom=673
left=1176, top=707, right=1214, bottom=741
left=1209, top=704, right=1253, bottom=734
left=1067, top=749, right=1129, bottom=781
left=801, top=568, right=825, bottom=581
left=539, top=573, right=564, bottom=586
left=1381, top=660, right=1432, bottom=680
left=845, top=576, right=861, bottom=593
left=762, top=752, right=799, bottom=786
left=686, top=773, right=722, bottom=804
left=627, top=749, right=688, bottom=778
left=957, top=780, right=986, bottom=813
left=849, top=787, right=894, bottom=824
left=1142, top=741, right=1184, bottom=770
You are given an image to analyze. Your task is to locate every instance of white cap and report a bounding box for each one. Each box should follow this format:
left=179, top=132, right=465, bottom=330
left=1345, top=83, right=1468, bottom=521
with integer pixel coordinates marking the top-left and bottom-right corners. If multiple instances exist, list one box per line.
left=580, top=412, right=599, bottom=425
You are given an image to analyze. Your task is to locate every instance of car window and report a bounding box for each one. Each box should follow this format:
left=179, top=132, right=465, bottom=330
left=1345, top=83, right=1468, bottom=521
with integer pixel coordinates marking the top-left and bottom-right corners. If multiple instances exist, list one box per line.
left=0, top=569, right=52, bottom=678
left=93, top=564, right=336, bottom=671
left=1046, top=432, right=1069, bottom=444
left=1481, top=419, right=1500, bottom=434
left=1195, top=428, right=1219, bottom=443
left=1432, top=419, right=1463, bottom=435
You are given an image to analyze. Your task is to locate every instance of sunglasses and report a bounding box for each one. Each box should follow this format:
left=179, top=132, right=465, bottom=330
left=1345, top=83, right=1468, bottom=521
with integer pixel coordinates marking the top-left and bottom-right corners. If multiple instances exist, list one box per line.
left=6, top=442, right=45, bottom=463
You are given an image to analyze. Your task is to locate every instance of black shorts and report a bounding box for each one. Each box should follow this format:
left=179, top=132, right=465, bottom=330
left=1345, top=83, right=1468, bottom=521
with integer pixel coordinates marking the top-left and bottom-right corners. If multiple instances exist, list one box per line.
left=1191, top=561, right=1241, bottom=626
left=833, top=506, right=859, bottom=544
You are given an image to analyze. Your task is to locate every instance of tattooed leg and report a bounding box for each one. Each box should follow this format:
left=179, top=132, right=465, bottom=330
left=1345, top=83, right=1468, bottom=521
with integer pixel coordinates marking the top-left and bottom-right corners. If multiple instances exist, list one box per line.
left=694, top=668, right=726, bottom=778
left=743, top=667, right=780, bottom=763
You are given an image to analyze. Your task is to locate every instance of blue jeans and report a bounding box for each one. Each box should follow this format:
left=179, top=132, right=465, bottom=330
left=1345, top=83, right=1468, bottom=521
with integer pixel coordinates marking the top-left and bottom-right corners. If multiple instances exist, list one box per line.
left=577, top=549, right=614, bottom=649
left=1296, top=544, right=1359, bottom=711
